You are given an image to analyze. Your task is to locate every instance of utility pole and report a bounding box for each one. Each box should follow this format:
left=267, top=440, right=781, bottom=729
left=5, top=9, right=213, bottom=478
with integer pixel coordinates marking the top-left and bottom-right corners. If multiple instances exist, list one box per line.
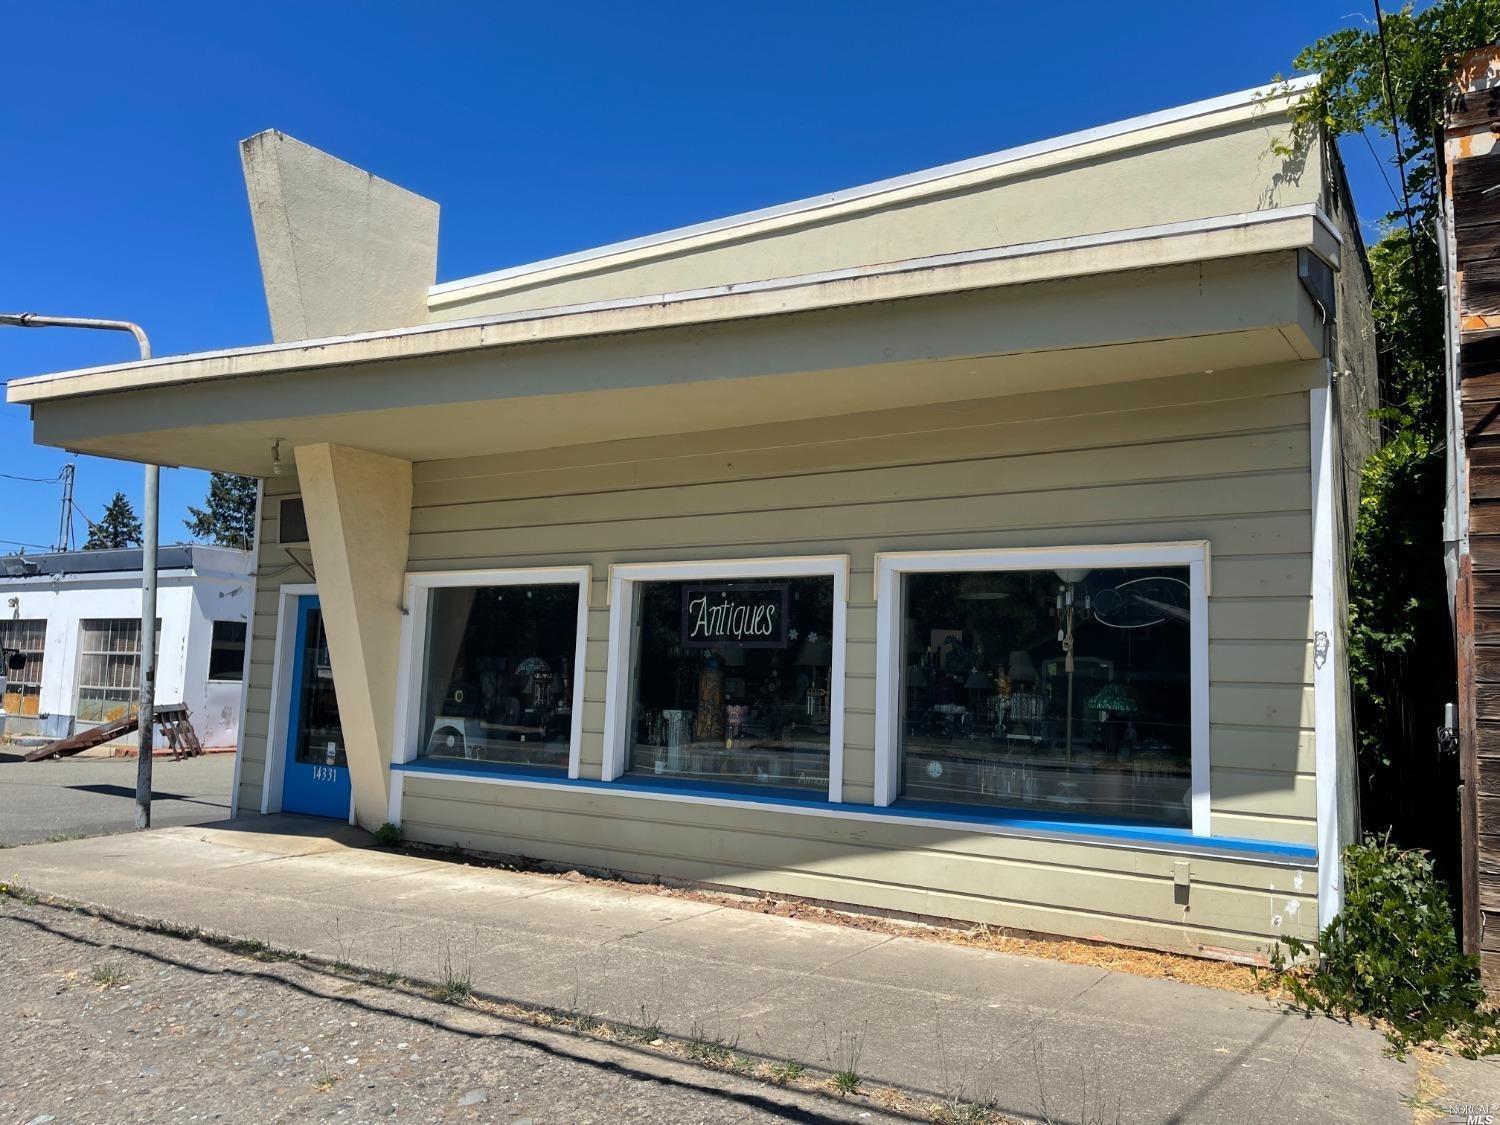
left=56, top=462, right=75, bottom=552
left=0, top=312, right=159, bottom=828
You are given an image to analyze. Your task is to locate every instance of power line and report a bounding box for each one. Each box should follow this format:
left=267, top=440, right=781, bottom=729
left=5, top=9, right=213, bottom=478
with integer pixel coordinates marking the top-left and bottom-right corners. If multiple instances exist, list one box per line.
left=70, top=498, right=103, bottom=532
left=0, top=468, right=65, bottom=484
left=1372, top=0, right=1426, bottom=276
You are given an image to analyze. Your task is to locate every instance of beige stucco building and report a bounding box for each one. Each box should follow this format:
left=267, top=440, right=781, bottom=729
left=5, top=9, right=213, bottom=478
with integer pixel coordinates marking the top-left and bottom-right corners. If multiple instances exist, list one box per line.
left=8, top=78, right=1376, bottom=960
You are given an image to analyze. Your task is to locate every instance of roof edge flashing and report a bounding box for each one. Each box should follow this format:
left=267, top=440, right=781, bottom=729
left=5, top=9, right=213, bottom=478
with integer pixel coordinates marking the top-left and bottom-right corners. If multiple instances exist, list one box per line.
left=427, top=75, right=1320, bottom=307
left=5, top=204, right=1335, bottom=407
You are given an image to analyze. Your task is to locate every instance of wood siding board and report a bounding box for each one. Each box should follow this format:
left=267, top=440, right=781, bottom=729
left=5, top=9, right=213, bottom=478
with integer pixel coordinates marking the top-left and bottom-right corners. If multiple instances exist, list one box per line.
left=1466, top=259, right=1500, bottom=320
left=410, top=373, right=1314, bottom=488
left=1473, top=721, right=1500, bottom=759
left=1476, top=509, right=1500, bottom=546
left=1452, top=150, right=1500, bottom=210
left=1448, top=88, right=1500, bottom=130
left=1465, top=399, right=1500, bottom=442
left=396, top=777, right=1308, bottom=891
left=1464, top=537, right=1500, bottom=573
left=1471, top=464, right=1500, bottom=500
left=1207, top=810, right=1318, bottom=845
left=406, top=517, right=1313, bottom=570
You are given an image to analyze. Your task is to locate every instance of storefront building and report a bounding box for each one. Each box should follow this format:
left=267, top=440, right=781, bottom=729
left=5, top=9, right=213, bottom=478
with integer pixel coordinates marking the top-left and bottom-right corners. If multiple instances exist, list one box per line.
left=8, top=78, right=1376, bottom=959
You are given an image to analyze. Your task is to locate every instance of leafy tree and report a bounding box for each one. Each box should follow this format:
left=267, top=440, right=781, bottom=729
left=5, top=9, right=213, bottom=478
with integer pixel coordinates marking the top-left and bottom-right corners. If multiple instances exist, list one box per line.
left=184, top=471, right=257, bottom=549
left=83, top=491, right=143, bottom=550
left=1284, top=1, right=1500, bottom=873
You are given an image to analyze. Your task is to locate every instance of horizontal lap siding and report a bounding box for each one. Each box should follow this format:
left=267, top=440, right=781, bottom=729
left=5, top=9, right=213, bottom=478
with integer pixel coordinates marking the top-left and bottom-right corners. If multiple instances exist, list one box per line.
left=396, top=366, right=1321, bottom=953
left=397, top=782, right=1315, bottom=953
left=237, top=473, right=305, bottom=815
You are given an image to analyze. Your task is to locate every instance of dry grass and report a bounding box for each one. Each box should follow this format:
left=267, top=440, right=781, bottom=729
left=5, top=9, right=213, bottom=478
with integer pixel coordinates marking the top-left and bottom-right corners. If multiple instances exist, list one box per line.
left=1406, top=1048, right=1451, bottom=1124
left=623, top=877, right=1264, bottom=995
left=408, top=842, right=1273, bottom=996
left=948, top=925, right=1264, bottom=994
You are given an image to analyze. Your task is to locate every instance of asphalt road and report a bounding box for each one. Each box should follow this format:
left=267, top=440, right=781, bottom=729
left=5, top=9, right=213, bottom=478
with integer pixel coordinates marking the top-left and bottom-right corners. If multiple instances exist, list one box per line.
left=0, top=748, right=233, bottom=846
left=0, top=899, right=901, bottom=1124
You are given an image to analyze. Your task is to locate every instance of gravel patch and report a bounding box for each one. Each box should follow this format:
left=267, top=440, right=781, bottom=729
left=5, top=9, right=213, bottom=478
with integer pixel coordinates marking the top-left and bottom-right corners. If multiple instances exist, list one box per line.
left=0, top=898, right=905, bottom=1124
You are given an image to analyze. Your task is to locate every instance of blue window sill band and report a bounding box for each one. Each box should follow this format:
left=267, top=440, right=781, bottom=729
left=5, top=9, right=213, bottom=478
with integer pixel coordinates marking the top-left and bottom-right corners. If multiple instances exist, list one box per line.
left=391, top=757, right=1315, bottom=865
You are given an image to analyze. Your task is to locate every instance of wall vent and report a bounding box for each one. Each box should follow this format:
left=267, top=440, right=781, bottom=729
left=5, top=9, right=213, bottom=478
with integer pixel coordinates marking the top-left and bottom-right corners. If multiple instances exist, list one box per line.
left=278, top=497, right=309, bottom=544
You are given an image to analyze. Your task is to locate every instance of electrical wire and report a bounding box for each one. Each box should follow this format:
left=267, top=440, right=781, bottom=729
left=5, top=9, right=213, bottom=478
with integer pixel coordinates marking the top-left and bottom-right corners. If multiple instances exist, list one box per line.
left=1372, top=0, right=1428, bottom=275
left=69, top=499, right=103, bottom=532
left=1360, top=127, right=1405, bottom=217
left=0, top=469, right=66, bottom=484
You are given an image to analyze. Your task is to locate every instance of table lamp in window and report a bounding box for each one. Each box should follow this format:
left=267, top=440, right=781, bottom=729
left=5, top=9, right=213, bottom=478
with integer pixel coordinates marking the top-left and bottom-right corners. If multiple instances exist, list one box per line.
left=796, top=634, right=832, bottom=723
left=1053, top=570, right=1093, bottom=764
left=1006, top=649, right=1041, bottom=733
left=1086, top=682, right=1138, bottom=760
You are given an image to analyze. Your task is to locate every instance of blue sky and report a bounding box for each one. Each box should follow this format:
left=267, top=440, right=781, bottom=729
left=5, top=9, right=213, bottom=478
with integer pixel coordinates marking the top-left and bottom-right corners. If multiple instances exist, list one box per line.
left=0, top=1, right=1401, bottom=553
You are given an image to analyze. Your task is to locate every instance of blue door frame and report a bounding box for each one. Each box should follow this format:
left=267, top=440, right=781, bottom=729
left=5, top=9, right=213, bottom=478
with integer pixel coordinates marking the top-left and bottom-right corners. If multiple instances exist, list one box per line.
left=280, top=595, right=351, bottom=819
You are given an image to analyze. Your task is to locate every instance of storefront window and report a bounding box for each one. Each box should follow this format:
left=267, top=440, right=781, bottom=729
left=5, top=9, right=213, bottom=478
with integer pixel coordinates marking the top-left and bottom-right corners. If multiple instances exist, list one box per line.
left=899, top=566, right=1192, bottom=826
left=417, top=584, right=580, bottom=771
left=626, top=574, right=834, bottom=793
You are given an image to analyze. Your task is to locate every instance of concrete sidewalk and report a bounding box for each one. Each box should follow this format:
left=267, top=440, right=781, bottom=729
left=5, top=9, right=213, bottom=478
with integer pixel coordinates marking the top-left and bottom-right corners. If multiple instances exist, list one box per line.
left=3, top=816, right=1497, bottom=1124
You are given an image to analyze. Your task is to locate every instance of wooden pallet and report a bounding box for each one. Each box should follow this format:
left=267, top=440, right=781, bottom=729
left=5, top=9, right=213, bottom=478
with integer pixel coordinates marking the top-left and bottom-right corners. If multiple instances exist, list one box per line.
left=155, top=705, right=203, bottom=760
left=23, top=704, right=202, bottom=762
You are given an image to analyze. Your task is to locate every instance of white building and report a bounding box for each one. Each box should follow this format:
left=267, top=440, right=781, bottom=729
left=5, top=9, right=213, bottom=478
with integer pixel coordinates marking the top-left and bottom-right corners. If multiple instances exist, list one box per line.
left=0, top=545, right=253, bottom=748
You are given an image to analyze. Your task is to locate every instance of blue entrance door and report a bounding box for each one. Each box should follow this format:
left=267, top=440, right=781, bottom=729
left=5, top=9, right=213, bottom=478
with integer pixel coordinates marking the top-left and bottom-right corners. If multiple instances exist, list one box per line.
left=280, top=596, right=351, bottom=818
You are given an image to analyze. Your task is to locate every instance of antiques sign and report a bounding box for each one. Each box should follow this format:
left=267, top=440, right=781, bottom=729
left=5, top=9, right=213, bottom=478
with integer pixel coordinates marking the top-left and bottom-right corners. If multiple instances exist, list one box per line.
left=681, top=583, right=790, bottom=649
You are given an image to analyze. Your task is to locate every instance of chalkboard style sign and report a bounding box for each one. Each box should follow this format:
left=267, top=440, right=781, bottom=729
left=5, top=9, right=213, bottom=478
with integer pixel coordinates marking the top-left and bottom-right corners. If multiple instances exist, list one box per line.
left=681, top=583, right=790, bottom=649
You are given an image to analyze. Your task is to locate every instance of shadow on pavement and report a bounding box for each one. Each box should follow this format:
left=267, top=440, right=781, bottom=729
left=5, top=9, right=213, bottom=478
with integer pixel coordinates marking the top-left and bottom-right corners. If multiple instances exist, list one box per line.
left=5, top=903, right=897, bottom=1125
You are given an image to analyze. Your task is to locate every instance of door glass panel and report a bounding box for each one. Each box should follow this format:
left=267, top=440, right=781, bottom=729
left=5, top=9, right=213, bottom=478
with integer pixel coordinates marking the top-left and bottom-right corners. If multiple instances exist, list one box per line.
left=293, top=608, right=345, bottom=768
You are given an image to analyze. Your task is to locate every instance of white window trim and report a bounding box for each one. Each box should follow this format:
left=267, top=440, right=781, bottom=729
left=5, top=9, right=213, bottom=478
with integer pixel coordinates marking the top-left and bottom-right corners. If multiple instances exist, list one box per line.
left=600, top=554, right=850, bottom=802
left=1309, top=382, right=1344, bottom=927
left=260, top=581, right=317, bottom=815
left=390, top=566, right=593, bottom=801
left=873, top=541, right=1212, bottom=837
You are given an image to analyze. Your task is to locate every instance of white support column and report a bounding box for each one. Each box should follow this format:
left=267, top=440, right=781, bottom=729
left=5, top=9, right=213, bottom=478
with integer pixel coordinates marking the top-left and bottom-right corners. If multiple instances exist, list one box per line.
left=1310, top=380, right=1343, bottom=928
left=295, top=443, right=413, bottom=831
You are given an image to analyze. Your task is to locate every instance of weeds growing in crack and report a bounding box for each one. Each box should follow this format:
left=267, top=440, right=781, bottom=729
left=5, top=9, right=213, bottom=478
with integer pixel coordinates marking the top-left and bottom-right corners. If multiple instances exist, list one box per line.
left=934, top=1014, right=1003, bottom=1124
left=432, top=938, right=473, bottom=1005
left=685, top=1017, right=738, bottom=1067
left=379, top=930, right=405, bottom=986
left=1034, top=1042, right=1121, bottom=1125
left=821, top=1020, right=865, bottom=1096
left=224, top=937, right=270, bottom=957
left=327, top=915, right=354, bottom=970
left=90, top=960, right=129, bottom=989
left=769, top=1059, right=805, bottom=1085
left=312, top=1058, right=341, bottom=1092
left=620, top=1000, right=664, bottom=1043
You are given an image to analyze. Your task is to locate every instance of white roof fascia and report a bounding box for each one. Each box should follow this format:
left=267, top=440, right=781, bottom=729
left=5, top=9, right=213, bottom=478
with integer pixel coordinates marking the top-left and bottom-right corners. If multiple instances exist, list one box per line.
left=428, top=76, right=1320, bottom=308
left=7, top=204, right=1336, bottom=406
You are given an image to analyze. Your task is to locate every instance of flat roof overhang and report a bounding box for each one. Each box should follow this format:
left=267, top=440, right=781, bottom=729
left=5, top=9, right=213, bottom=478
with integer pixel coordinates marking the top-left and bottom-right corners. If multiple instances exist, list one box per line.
left=8, top=207, right=1336, bottom=476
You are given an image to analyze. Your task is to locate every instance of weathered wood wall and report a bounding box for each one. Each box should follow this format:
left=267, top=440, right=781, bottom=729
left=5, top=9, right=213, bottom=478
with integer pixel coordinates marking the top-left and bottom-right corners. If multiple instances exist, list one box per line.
left=1446, top=48, right=1500, bottom=989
